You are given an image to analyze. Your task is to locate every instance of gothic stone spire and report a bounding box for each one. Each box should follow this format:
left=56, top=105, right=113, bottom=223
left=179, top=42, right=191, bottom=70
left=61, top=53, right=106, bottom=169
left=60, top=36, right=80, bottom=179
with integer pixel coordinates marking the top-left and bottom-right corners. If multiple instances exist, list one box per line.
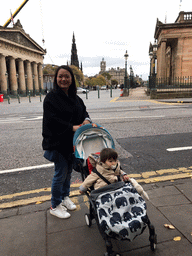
left=71, top=32, right=79, bottom=68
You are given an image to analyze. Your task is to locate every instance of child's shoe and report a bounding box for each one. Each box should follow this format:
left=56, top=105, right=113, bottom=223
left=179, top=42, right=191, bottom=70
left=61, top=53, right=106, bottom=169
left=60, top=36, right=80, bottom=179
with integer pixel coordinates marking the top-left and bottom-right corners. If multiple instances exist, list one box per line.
left=62, top=196, right=77, bottom=211
left=50, top=203, right=71, bottom=218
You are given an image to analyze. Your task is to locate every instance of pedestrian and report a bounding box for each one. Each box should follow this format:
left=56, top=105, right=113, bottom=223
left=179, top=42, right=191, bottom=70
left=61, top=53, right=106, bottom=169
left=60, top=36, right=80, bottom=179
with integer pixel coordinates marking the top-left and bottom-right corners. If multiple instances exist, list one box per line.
left=42, top=65, right=92, bottom=219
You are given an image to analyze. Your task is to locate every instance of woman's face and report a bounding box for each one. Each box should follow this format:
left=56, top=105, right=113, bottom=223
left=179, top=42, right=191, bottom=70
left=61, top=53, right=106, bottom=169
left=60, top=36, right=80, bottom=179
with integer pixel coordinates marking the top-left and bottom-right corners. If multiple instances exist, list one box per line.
left=57, top=69, right=72, bottom=92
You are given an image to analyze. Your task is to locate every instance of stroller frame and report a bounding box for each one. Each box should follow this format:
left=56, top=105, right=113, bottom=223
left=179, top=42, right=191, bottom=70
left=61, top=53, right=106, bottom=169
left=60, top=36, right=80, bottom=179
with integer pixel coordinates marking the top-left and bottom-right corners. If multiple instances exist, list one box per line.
left=73, top=124, right=157, bottom=255
left=81, top=167, right=157, bottom=256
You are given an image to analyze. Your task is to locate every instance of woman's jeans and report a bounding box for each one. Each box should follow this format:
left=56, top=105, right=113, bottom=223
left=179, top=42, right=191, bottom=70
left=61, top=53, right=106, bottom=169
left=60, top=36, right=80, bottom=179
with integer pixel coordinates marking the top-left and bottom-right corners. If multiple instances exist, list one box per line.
left=44, top=150, right=73, bottom=208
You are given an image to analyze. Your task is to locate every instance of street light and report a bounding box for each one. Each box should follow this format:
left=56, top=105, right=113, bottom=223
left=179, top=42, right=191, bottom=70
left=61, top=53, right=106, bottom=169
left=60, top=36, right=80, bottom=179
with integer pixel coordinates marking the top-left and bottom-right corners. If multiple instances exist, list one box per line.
left=148, top=49, right=153, bottom=89
left=25, top=74, right=28, bottom=96
left=153, top=40, right=157, bottom=75
left=151, top=40, right=157, bottom=89
left=123, top=50, right=129, bottom=96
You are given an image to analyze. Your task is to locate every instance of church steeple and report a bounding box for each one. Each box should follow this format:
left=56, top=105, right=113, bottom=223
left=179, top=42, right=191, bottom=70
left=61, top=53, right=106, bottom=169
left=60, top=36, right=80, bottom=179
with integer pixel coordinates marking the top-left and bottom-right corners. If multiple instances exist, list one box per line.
left=71, top=32, right=79, bottom=68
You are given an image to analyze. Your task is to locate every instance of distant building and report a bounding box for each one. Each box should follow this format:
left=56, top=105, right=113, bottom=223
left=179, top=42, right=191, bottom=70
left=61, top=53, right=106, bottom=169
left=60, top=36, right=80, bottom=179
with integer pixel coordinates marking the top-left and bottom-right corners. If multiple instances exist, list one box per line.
left=100, top=58, right=106, bottom=72
left=70, top=32, right=79, bottom=68
left=152, top=11, right=192, bottom=81
left=0, top=20, right=45, bottom=96
left=99, top=58, right=126, bottom=85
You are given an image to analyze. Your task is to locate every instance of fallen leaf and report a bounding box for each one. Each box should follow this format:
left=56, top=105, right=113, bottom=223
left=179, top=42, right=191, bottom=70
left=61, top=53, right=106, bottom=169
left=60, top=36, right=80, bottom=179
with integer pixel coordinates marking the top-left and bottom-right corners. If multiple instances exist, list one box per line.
left=173, top=236, right=181, bottom=241
left=164, top=224, right=175, bottom=230
left=36, top=201, right=43, bottom=205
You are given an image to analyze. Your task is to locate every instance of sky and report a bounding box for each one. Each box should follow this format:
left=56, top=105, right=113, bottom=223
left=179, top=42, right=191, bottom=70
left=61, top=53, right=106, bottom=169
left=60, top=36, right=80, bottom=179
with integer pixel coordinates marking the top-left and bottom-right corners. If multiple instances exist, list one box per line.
left=0, top=0, right=192, bottom=80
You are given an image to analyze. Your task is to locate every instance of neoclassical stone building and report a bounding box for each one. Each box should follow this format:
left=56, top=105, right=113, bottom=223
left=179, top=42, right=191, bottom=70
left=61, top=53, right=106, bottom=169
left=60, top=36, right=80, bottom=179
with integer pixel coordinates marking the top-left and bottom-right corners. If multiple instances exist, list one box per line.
left=152, top=11, right=192, bottom=82
left=99, top=58, right=126, bottom=85
left=0, top=20, right=46, bottom=96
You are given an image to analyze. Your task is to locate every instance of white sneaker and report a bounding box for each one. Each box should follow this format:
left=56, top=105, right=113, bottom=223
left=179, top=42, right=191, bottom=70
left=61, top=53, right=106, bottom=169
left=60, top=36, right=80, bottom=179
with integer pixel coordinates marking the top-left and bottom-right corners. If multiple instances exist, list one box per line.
left=50, top=203, right=71, bottom=219
left=62, top=196, right=77, bottom=211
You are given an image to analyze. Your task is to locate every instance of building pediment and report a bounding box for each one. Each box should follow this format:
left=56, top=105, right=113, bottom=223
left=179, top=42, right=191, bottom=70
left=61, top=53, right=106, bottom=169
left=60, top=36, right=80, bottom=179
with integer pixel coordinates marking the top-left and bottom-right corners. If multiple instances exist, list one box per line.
left=0, top=20, right=45, bottom=55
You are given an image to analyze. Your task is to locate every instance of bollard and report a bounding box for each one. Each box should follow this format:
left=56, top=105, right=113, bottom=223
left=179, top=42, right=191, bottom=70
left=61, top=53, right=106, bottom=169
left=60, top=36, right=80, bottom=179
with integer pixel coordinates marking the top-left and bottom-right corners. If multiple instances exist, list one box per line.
left=40, top=92, right=42, bottom=102
left=98, top=87, right=100, bottom=98
left=7, top=95, right=10, bottom=104
left=86, top=90, right=88, bottom=99
left=110, top=86, right=112, bottom=97
left=17, top=94, right=20, bottom=103
left=29, top=91, right=31, bottom=103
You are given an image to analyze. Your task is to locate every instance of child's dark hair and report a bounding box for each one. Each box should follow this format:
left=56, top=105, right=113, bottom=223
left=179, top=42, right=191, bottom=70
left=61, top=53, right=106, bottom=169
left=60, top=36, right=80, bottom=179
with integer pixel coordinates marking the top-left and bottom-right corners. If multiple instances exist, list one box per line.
left=100, top=148, right=118, bottom=163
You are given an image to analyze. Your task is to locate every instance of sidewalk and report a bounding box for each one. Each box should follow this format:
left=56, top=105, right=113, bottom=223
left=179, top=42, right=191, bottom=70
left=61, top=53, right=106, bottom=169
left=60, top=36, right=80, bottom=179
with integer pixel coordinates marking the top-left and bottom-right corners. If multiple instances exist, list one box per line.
left=0, top=178, right=192, bottom=256
left=117, top=87, right=192, bottom=103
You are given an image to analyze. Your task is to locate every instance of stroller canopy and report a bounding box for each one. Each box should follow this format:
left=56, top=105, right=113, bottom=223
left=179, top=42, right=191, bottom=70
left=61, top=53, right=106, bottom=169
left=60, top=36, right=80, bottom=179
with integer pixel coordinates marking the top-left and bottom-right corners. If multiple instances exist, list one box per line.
left=73, top=123, right=115, bottom=160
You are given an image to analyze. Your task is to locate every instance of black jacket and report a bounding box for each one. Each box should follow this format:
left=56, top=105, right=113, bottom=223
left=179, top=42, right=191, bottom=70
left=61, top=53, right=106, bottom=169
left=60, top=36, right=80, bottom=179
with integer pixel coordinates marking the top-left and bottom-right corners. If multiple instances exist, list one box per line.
left=42, top=88, right=90, bottom=156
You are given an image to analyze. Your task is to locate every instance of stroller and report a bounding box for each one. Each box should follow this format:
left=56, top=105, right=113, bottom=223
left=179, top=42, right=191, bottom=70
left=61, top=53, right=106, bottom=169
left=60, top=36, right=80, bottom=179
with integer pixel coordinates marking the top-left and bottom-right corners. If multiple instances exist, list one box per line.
left=73, top=123, right=157, bottom=256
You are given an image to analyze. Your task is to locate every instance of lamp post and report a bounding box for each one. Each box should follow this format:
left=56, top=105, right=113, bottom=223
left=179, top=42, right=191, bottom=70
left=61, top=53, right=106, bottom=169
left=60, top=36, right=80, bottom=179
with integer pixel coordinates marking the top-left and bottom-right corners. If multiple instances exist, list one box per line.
left=123, top=50, right=129, bottom=96
left=25, top=74, right=28, bottom=96
left=151, top=40, right=157, bottom=89
left=149, top=50, right=153, bottom=89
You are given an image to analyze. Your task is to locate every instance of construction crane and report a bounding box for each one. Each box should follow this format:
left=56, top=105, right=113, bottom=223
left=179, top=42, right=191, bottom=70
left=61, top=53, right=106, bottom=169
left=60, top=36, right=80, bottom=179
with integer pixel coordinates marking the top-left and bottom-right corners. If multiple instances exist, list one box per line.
left=3, top=0, right=29, bottom=28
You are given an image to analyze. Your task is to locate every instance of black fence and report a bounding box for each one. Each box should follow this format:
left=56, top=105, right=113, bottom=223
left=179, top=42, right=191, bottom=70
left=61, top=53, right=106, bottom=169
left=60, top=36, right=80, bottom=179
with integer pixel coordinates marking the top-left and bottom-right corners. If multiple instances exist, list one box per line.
left=149, top=76, right=192, bottom=90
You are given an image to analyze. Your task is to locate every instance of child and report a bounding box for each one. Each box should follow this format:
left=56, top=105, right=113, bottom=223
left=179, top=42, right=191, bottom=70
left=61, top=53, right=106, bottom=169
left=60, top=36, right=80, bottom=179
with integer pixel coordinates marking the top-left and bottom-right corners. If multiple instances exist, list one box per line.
left=79, top=148, right=149, bottom=200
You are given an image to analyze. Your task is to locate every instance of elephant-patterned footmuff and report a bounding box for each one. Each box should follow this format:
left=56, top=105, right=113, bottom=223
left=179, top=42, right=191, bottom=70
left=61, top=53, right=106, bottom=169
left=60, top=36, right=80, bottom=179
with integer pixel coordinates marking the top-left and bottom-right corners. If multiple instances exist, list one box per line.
left=91, top=181, right=147, bottom=241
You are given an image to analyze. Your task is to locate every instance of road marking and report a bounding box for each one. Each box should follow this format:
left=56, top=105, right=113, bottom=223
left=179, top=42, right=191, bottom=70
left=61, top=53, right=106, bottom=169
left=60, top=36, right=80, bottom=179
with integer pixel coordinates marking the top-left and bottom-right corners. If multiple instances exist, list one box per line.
left=1, top=167, right=192, bottom=209
left=93, top=115, right=165, bottom=120
left=0, top=116, right=43, bottom=124
left=167, top=146, right=192, bottom=152
left=0, top=163, right=54, bottom=174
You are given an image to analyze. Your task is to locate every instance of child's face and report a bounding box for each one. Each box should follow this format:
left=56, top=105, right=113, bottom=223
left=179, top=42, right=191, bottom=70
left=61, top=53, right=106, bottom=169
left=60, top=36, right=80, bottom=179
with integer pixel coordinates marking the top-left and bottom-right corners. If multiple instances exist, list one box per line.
left=105, top=158, right=117, bottom=169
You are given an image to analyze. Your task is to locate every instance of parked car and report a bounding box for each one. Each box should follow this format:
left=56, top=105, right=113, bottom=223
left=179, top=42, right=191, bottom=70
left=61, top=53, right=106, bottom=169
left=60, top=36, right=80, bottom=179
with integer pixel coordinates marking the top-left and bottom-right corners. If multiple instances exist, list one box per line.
left=77, top=87, right=89, bottom=94
left=101, top=85, right=107, bottom=90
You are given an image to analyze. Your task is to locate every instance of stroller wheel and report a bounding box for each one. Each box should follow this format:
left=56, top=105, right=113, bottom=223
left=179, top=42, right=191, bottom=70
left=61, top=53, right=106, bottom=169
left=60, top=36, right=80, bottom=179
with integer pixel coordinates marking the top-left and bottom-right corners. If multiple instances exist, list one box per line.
left=150, top=234, right=157, bottom=251
left=85, top=213, right=92, bottom=227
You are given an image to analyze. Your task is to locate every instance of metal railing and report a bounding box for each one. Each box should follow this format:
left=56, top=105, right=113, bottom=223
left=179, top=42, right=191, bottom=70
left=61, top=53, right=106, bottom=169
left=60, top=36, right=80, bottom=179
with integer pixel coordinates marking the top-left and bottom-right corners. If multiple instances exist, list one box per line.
left=149, top=76, right=192, bottom=90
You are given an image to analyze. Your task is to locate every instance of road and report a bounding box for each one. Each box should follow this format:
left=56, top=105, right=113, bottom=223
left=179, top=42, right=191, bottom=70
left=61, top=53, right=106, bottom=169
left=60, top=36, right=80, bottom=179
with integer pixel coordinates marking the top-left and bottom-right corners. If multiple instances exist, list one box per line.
left=0, top=88, right=192, bottom=207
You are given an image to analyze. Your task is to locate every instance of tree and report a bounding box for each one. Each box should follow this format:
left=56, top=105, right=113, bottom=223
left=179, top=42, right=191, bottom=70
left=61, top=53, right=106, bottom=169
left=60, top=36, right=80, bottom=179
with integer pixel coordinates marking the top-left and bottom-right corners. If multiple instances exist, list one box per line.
left=70, top=65, right=84, bottom=86
left=102, top=72, right=111, bottom=81
left=85, top=75, right=106, bottom=87
left=111, top=79, right=118, bottom=86
left=43, top=64, right=58, bottom=75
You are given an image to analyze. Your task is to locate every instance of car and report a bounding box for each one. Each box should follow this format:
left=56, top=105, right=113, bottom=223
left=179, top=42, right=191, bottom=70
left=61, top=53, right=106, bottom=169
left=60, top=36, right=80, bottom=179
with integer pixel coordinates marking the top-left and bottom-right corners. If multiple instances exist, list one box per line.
left=77, top=87, right=89, bottom=94
left=101, top=85, right=107, bottom=90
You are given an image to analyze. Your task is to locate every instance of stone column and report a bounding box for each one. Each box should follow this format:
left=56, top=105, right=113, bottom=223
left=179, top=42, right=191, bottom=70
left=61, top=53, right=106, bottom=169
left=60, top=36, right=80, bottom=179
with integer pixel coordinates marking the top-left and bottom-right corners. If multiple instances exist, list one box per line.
left=17, top=59, right=26, bottom=95
left=176, top=38, right=184, bottom=77
left=38, top=63, right=44, bottom=92
left=26, top=60, right=33, bottom=92
left=0, top=54, right=7, bottom=94
left=32, top=62, right=39, bottom=94
left=9, top=57, right=17, bottom=95
left=159, top=39, right=167, bottom=79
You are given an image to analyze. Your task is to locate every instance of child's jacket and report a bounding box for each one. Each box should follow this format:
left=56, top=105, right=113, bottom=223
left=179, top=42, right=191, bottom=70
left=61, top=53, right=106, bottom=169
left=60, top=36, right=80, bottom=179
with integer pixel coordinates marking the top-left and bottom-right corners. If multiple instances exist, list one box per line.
left=79, top=153, right=126, bottom=192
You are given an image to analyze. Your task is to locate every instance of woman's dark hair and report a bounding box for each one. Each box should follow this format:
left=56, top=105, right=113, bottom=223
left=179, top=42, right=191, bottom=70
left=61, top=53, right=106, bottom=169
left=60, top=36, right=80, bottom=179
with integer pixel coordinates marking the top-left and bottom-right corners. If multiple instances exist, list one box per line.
left=53, top=65, right=76, bottom=98
left=100, top=148, right=118, bottom=163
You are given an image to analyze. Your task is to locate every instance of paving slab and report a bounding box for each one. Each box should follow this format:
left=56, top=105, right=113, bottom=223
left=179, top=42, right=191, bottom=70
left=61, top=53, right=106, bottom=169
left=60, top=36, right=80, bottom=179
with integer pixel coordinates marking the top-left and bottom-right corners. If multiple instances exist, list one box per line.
left=150, top=194, right=191, bottom=207
left=47, top=224, right=106, bottom=256
left=47, top=200, right=90, bottom=233
left=120, top=238, right=192, bottom=256
left=0, top=207, right=18, bottom=219
left=0, top=211, right=46, bottom=256
left=175, top=181, right=192, bottom=202
left=147, top=185, right=181, bottom=199
left=159, top=204, right=192, bottom=243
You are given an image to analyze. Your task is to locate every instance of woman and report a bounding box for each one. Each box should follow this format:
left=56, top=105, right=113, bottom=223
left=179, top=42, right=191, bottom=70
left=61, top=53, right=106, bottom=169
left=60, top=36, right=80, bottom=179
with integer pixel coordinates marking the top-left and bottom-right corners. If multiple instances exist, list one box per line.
left=42, top=65, right=91, bottom=219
